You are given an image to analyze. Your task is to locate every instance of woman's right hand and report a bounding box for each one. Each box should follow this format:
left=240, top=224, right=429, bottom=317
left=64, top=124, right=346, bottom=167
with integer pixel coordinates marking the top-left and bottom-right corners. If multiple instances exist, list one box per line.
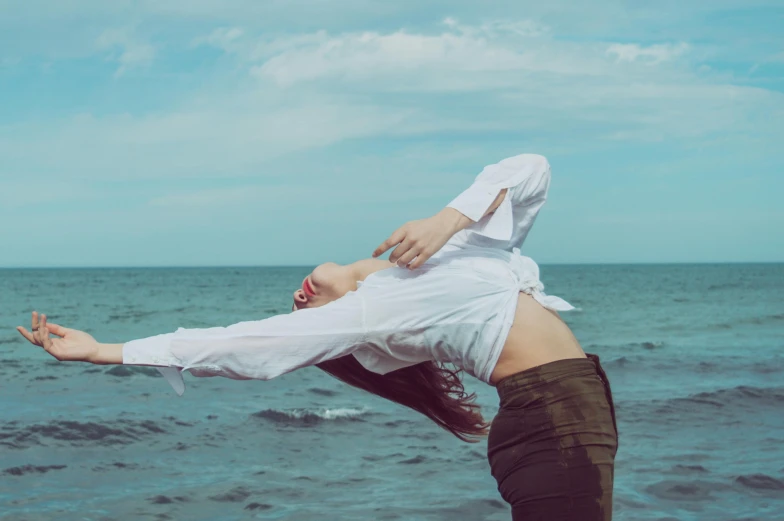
left=372, top=208, right=467, bottom=269
left=16, top=311, right=100, bottom=363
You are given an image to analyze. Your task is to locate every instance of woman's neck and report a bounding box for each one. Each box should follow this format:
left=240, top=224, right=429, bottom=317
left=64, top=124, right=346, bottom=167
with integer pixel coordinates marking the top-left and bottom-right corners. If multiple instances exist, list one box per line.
left=349, top=258, right=397, bottom=283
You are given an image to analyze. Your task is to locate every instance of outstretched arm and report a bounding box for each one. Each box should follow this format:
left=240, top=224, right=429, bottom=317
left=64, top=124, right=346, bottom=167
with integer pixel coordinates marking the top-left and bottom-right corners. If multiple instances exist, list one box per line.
left=17, top=290, right=369, bottom=395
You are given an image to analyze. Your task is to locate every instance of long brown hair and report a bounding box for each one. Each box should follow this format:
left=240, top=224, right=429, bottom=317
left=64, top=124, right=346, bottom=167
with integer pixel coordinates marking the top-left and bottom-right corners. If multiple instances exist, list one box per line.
left=316, top=355, right=490, bottom=443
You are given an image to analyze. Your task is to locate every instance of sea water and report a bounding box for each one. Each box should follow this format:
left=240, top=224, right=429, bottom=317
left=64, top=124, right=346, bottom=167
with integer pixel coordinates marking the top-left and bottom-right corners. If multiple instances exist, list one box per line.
left=1, top=263, right=782, bottom=521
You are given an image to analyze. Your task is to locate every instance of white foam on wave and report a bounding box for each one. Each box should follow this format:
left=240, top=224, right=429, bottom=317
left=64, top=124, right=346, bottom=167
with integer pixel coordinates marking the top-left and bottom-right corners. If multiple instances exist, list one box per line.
left=252, top=406, right=372, bottom=424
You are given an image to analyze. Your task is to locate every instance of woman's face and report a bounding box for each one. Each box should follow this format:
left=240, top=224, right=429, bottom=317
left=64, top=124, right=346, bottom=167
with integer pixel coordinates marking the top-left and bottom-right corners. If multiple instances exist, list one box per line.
left=292, top=262, right=355, bottom=311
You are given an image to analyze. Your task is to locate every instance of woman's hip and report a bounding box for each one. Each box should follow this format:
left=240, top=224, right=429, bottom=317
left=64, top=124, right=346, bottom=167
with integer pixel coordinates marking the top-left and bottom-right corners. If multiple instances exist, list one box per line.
left=486, top=352, right=619, bottom=519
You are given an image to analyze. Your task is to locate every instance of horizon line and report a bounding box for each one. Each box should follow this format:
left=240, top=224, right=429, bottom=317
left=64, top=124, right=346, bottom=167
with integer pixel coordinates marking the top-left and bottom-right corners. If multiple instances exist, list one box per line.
left=1, top=260, right=782, bottom=269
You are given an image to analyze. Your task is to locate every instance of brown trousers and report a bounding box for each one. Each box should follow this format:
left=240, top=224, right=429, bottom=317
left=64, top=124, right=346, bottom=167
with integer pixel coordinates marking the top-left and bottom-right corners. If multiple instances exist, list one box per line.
left=487, top=353, right=619, bottom=520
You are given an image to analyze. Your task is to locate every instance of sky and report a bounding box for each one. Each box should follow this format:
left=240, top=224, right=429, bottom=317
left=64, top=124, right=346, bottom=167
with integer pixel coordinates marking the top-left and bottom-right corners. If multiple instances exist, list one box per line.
left=0, top=0, right=782, bottom=267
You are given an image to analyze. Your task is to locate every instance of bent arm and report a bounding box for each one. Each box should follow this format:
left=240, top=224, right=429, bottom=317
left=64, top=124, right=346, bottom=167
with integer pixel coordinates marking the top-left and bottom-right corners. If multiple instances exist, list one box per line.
left=436, top=188, right=507, bottom=235
left=445, top=153, right=551, bottom=241
left=111, top=290, right=367, bottom=394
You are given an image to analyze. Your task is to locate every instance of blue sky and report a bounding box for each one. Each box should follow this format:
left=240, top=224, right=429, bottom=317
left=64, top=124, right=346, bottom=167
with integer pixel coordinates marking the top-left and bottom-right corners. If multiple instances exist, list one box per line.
left=1, top=0, right=782, bottom=267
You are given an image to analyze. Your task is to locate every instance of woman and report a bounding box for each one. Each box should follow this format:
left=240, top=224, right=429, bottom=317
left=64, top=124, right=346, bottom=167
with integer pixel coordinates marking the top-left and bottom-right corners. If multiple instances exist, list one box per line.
left=17, top=153, right=619, bottom=520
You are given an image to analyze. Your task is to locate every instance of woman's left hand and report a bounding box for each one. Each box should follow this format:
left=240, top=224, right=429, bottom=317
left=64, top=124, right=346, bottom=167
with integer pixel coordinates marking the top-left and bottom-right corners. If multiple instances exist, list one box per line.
left=16, top=311, right=100, bottom=363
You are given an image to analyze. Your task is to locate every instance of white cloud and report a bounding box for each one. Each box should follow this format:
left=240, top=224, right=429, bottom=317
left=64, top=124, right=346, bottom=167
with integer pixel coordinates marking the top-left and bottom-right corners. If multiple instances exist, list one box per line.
left=249, top=21, right=603, bottom=89
left=192, top=26, right=245, bottom=52
left=96, top=27, right=156, bottom=77
left=1, top=17, right=781, bottom=187
left=606, top=42, right=689, bottom=64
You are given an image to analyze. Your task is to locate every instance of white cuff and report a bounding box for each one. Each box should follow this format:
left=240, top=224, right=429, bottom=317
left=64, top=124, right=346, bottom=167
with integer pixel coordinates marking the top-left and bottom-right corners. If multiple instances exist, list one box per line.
left=446, top=182, right=500, bottom=222
left=122, top=332, right=186, bottom=395
left=447, top=184, right=514, bottom=242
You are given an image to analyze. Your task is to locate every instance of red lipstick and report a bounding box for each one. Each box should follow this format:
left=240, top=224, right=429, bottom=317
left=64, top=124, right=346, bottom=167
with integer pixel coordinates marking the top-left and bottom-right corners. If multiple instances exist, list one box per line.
left=303, top=277, right=316, bottom=297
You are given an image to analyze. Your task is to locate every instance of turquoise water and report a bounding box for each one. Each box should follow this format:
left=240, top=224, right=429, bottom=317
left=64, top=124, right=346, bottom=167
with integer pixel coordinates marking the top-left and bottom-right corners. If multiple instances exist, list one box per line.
left=1, top=264, right=783, bottom=520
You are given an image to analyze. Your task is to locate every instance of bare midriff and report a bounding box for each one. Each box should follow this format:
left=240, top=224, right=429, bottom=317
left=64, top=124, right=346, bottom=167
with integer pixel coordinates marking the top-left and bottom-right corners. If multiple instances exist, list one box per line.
left=489, top=292, right=586, bottom=386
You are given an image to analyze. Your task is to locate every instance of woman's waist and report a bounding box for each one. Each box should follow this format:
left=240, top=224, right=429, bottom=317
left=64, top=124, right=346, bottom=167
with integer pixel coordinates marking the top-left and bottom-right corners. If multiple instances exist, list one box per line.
left=494, top=356, right=599, bottom=404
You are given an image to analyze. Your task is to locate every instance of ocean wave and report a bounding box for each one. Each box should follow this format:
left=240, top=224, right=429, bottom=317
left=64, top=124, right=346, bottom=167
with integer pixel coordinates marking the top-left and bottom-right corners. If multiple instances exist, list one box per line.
left=735, top=473, right=784, bottom=491
left=0, top=418, right=169, bottom=450
left=709, top=313, right=784, bottom=331
left=649, top=386, right=784, bottom=420
left=680, top=385, right=784, bottom=408
left=251, top=407, right=371, bottom=426
left=632, top=341, right=664, bottom=350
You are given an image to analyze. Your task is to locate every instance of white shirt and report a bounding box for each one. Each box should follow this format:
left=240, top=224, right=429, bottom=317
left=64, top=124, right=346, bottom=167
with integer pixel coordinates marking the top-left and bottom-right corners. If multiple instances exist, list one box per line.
left=122, top=153, right=573, bottom=396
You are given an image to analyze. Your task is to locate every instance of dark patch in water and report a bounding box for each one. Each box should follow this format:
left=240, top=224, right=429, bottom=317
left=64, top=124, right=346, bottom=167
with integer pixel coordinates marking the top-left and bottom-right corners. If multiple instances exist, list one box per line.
left=383, top=419, right=415, bottom=428
left=625, top=341, right=663, bottom=350
left=0, top=339, right=19, bottom=345
left=4, top=464, right=67, bottom=476
left=245, top=502, right=273, bottom=511
left=661, top=453, right=712, bottom=463
left=481, top=499, right=506, bottom=509
left=33, top=375, right=58, bottom=381
left=646, top=479, right=729, bottom=501
left=82, top=368, right=102, bottom=374
left=307, top=387, right=339, bottom=397
left=0, top=419, right=167, bottom=449
left=92, top=461, right=141, bottom=471
left=0, top=357, right=21, bottom=365
left=671, top=464, right=710, bottom=474
left=399, top=455, right=427, bottom=465
left=466, top=449, right=485, bottom=460
left=209, top=486, right=252, bottom=502
left=105, top=365, right=160, bottom=377
left=147, top=495, right=188, bottom=505
left=107, top=310, right=157, bottom=321
left=606, top=356, right=630, bottom=368
left=651, top=386, right=784, bottom=422
left=695, top=361, right=720, bottom=373
left=163, top=416, right=193, bottom=427
left=735, top=474, right=784, bottom=491
left=363, top=453, right=405, bottom=462
left=751, top=361, right=784, bottom=374
left=206, top=415, right=218, bottom=420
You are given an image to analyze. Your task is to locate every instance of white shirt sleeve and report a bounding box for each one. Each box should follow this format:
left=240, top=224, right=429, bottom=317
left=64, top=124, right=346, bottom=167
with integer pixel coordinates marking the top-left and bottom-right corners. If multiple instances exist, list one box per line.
left=122, top=289, right=367, bottom=395
left=445, top=153, right=551, bottom=241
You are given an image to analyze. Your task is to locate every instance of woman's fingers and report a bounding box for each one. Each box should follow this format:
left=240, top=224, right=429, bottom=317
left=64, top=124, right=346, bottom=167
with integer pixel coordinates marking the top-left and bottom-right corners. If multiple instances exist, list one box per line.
left=34, top=313, right=45, bottom=345
left=17, top=311, right=55, bottom=347
left=395, top=248, right=420, bottom=268
left=40, top=315, right=53, bottom=353
left=373, top=227, right=406, bottom=258
left=31, top=311, right=39, bottom=339
left=45, top=322, right=69, bottom=338
left=389, top=238, right=415, bottom=265
left=16, top=326, right=36, bottom=344
left=408, top=251, right=430, bottom=270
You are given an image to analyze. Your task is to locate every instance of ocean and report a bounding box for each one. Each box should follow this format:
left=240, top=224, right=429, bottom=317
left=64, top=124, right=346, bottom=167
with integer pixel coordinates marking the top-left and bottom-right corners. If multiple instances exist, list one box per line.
left=1, top=263, right=783, bottom=521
